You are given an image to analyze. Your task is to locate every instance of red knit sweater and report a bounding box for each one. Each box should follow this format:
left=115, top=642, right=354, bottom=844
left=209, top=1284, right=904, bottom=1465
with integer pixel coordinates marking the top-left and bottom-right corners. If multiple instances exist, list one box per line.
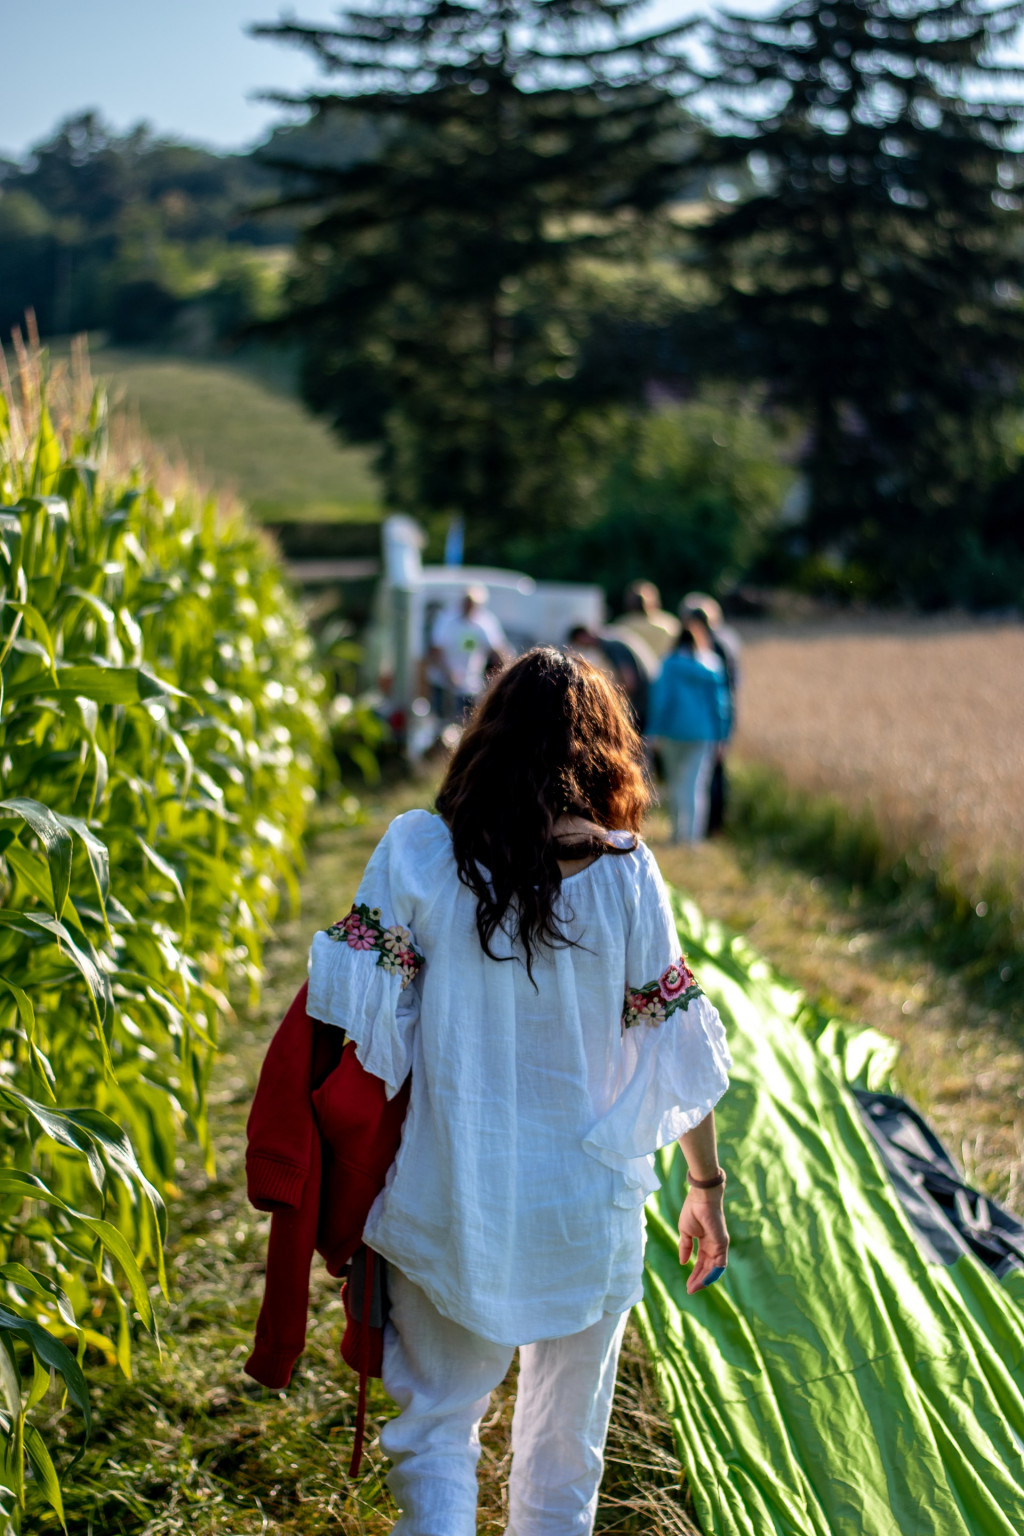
left=244, top=981, right=409, bottom=1388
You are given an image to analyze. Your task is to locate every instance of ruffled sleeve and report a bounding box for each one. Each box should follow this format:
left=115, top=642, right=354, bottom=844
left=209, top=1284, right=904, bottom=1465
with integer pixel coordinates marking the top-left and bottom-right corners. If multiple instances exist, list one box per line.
left=305, top=816, right=425, bottom=1098
left=582, top=843, right=731, bottom=1207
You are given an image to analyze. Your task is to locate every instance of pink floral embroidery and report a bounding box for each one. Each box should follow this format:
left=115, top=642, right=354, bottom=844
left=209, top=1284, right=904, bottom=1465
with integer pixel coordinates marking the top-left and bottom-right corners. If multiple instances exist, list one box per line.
left=346, top=923, right=377, bottom=951
left=623, top=956, right=702, bottom=1029
left=324, top=903, right=425, bottom=990
left=658, top=960, right=695, bottom=1002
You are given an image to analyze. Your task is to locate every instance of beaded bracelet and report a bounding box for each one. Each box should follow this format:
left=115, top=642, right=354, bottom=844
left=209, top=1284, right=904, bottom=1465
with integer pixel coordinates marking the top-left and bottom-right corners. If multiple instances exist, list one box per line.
left=687, top=1168, right=726, bottom=1189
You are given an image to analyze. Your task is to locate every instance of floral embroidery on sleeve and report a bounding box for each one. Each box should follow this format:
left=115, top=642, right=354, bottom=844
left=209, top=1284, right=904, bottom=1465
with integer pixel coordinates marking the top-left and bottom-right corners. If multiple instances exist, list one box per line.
left=623, top=956, right=703, bottom=1028
left=324, top=903, right=425, bottom=990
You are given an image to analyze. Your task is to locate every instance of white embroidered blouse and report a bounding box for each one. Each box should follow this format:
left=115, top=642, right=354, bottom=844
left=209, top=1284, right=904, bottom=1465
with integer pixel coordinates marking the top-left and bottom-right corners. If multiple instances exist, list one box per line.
left=306, top=808, right=730, bottom=1345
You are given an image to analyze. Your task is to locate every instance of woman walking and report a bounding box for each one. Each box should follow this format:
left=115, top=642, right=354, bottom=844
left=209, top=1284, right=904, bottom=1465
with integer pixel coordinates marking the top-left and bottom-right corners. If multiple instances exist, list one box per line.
left=648, top=619, right=732, bottom=844
left=306, top=648, right=731, bottom=1535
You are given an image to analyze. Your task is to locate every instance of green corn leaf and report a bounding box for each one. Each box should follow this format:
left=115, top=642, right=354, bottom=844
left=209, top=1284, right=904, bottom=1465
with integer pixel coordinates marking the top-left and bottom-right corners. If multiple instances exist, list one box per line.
left=111, top=1288, right=132, bottom=1380
left=7, top=634, right=50, bottom=662
left=4, top=663, right=185, bottom=704
left=131, top=835, right=185, bottom=902
left=1, top=1089, right=167, bottom=1236
left=0, top=799, right=72, bottom=921
left=0, top=911, right=110, bottom=1031
left=0, top=1336, right=20, bottom=1417
left=0, top=978, right=56, bottom=1103
left=0, top=598, right=55, bottom=674
left=0, top=1309, right=89, bottom=1436
left=0, top=975, right=36, bottom=1040
left=0, top=1266, right=76, bottom=1330
left=31, top=410, right=62, bottom=498
left=0, top=512, right=24, bottom=587
left=116, top=971, right=217, bottom=1050
left=0, top=601, right=57, bottom=668
left=0, top=1088, right=106, bottom=1192
left=23, top=1420, right=65, bottom=1528
left=0, top=1172, right=153, bottom=1333
left=56, top=813, right=110, bottom=923
left=0, top=1407, right=26, bottom=1507
left=2, top=844, right=83, bottom=931
left=85, top=1217, right=155, bottom=1334
left=26, top=1352, right=51, bottom=1413
left=61, top=587, right=117, bottom=629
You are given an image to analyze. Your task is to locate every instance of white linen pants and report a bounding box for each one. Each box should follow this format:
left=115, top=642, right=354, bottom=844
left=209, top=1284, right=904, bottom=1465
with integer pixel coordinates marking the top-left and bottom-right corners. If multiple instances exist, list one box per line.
left=659, top=739, right=716, bottom=843
left=380, top=1269, right=630, bottom=1536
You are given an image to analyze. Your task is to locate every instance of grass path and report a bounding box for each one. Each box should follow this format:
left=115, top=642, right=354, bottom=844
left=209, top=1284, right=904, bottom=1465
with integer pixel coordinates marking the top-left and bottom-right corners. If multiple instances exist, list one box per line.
left=36, top=779, right=1021, bottom=1533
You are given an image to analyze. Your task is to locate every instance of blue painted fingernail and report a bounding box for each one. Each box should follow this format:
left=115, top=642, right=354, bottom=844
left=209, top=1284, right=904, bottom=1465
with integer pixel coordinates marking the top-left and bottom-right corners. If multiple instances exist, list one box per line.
left=703, top=1266, right=726, bottom=1288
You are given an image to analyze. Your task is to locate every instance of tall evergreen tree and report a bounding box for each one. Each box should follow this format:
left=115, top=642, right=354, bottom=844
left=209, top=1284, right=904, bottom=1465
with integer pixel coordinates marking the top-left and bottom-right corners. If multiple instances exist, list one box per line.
left=696, top=0, right=1024, bottom=602
left=254, top=0, right=694, bottom=549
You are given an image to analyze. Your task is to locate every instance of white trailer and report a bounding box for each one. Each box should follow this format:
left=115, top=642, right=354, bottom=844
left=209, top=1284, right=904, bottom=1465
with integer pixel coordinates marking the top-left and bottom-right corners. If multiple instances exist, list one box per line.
left=366, top=515, right=605, bottom=754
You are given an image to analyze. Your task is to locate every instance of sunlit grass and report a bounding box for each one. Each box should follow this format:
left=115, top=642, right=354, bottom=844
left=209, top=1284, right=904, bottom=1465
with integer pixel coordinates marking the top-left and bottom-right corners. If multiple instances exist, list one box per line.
left=92, top=347, right=382, bottom=522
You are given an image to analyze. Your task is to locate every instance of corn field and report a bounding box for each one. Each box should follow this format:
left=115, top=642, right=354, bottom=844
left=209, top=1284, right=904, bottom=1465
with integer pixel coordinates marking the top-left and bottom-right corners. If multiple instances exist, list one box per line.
left=0, top=333, right=329, bottom=1530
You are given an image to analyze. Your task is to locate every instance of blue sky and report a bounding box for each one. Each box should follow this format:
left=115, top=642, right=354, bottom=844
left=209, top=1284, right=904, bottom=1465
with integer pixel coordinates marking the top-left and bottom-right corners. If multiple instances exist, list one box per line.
left=0, top=0, right=713, bottom=160
left=4, top=1, right=1022, bottom=163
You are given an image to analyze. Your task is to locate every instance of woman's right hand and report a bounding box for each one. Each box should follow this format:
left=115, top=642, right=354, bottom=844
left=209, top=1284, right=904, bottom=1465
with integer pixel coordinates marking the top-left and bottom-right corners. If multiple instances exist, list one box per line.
left=678, top=1188, right=729, bottom=1295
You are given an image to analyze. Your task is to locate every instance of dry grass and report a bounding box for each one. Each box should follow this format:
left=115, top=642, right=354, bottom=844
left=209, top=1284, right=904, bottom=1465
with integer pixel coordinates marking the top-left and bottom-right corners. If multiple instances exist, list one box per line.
left=732, top=615, right=1024, bottom=893
left=654, top=816, right=1024, bottom=1214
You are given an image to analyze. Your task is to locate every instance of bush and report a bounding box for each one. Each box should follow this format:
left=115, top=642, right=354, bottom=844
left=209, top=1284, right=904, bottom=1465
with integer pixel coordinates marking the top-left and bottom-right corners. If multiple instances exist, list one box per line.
left=509, top=395, right=793, bottom=610
left=0, top=335, right=330, bottom=1529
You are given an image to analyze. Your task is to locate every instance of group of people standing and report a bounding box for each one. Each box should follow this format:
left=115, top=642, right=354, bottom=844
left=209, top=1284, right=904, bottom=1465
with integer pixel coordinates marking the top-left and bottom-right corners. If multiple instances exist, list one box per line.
left=571, top=581, right=740, bottom=845
left=422, top=578, right=739, bottom=845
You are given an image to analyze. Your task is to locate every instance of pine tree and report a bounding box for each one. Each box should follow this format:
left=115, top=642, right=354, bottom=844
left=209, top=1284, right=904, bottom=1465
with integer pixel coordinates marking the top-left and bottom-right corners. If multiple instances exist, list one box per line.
left=696, top=0, right=1024, bottom=603
left=253, top=0, right=694, bottom=550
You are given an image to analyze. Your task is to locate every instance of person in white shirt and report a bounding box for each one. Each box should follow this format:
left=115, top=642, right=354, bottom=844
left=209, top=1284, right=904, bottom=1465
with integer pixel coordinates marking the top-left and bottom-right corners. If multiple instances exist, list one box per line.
left=307, top=648, right=731, bottom=1536
left=428, top=585, right=508, bottom=718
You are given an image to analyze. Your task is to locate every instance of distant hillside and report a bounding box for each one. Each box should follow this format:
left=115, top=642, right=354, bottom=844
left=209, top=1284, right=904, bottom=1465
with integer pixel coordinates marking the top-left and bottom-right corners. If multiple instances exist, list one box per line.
left=96, top=348, right=381, bottom=522
left=0, top=109, right=376, bottom=347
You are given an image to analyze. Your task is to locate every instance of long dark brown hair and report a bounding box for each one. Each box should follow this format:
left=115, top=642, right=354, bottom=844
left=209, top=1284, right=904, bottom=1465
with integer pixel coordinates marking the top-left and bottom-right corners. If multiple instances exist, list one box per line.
left=435, top=646, right=651, bottom=976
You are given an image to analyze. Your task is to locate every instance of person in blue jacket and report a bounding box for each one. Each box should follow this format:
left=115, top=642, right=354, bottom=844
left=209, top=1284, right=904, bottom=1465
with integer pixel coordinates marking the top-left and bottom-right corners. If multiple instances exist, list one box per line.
left=648, top=618, right=732, bottom=843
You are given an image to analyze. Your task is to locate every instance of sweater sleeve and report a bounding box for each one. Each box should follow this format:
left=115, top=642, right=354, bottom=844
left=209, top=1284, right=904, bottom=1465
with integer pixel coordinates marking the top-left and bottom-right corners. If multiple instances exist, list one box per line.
left=245, top=982, right=317, bottom=1211
left=305, top=817, right=425, bottom=1099
left=582, top=843, right=731, bottom=1207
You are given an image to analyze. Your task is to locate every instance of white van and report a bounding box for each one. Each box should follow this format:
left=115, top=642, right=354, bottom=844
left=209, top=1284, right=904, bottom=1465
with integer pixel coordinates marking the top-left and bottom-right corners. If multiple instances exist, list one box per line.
left=366, top=515, right=605, bottom=756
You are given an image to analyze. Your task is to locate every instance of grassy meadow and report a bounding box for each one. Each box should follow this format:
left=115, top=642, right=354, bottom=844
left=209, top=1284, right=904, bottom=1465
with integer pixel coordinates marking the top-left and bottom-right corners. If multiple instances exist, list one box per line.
left=91, top=348, right=382, bottom=522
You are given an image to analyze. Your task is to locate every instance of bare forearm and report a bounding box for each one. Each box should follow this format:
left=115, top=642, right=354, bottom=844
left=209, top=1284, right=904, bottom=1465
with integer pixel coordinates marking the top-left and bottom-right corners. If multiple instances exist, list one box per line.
left=676, top=1110, right=729, bottom=1291
left=678, top=1110, right=720, bottom=1180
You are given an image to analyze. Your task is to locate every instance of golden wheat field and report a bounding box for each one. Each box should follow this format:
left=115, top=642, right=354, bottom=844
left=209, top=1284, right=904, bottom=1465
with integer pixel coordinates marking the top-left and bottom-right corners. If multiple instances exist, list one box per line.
left=732, top=617, right=1024, bottom=884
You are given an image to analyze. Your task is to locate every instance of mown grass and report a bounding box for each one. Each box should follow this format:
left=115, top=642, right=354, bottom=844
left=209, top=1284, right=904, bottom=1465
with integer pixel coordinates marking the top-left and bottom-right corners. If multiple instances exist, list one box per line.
left=30, top=771, right=1023, bottom=1531
left=91, top=347, right=382, bottom=522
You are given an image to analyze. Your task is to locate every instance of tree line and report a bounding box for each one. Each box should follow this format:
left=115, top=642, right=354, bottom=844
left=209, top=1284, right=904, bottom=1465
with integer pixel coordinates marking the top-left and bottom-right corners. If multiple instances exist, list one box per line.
left=255, top=0, right=1024, bottom=607
left=4, top=0, right=1024, bottom=606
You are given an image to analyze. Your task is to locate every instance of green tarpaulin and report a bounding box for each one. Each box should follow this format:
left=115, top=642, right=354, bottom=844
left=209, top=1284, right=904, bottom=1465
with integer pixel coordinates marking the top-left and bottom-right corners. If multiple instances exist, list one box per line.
left=638, top=890, right=1024, bottom=1536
